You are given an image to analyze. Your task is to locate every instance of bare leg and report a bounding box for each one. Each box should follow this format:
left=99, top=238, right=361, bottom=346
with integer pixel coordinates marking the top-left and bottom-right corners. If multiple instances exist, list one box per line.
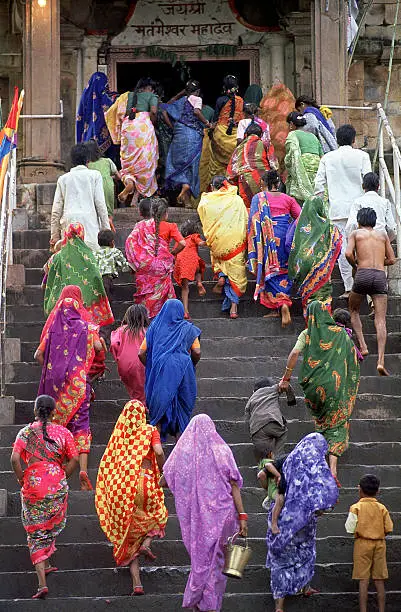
left=79, top=454, right=93, bottom=491
left=129, top=558, right=142, bottom=589
left=329, top=454, right=338, bottom=480
left=181, top=279, right=190, bottom=315
left=374, top=579, right=386, bottom=612
left=349, top=291, right=369, bottom=356
left=359, top=579, right=369, bottom=612
left=213, top=276, right=225, bottom=294
left=230, top=302, right=238, bottom=317
left=280, top=304, right=291, bottom=328
left=35, top=561, right=47, bottom=589
left=373, top=294, right=389, bottom=375
left=271, top=493, right=284, bottom=535
left=118, top=178, right=134, bottom=203
left=275, top=597, right=285, bottom=611
left=177, top=183, right=191, bottom=206
left=130, top=189, right=139, bottom=208
left=196, top=271, right=206, bottom=296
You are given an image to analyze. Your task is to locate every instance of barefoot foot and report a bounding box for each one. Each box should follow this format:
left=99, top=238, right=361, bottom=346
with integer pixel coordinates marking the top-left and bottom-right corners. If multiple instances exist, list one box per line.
left=271, top=525, right=280, bottom=535
left=197, top=282, right=206, bottom=297
left=79, top=471, right=93, bottom=491
left=281, top=304, right=291, bottom=328
left=263, top=311, right=280, bottom=319
left=118, top=180, right=134, bottom=204
left=213, top=277, right=225, bottom=294
left=377, top=364, right=390, bottom=376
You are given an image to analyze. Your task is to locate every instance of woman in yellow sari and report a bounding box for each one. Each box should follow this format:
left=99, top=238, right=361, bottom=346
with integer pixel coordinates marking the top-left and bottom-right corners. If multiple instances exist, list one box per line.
left=95, top=400, right=167, bottom=596
left=198, top=175, right=248, bottom=318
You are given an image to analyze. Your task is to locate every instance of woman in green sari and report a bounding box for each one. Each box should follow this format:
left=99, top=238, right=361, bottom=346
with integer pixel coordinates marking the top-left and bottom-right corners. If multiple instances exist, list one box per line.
left=44, top=223, right=114, bottom=327
left=288, top=195, right=342, bottom=317
left=279, top=300, right=360, bottom=484
left=284, top=112, right=323, bottom=204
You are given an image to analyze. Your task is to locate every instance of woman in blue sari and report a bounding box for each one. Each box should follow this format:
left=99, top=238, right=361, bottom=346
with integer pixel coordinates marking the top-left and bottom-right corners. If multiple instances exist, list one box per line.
left=162, top=80, right=212, bottom=206
left=138, top=299, right=201, bottom=441
left=266, top=433, right=339, bottom=612
left=76, top=72, right=115, bottom=155
left=248, top=170, right=301, bottom=328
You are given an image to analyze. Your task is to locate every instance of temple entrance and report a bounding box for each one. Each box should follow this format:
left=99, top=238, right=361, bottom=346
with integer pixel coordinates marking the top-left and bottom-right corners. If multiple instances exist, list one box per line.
left=116, top=59, right=251, bottom=106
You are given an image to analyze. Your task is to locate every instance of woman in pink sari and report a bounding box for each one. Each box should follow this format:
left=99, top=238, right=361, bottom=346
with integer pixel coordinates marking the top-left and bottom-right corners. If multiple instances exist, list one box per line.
left=110, top=304, right=149, bottom=403
left=125, top=197, right=185, bottom=318
left=11, top=395, right=79, bottom=599
left=161, top=414, right=248, bottom=612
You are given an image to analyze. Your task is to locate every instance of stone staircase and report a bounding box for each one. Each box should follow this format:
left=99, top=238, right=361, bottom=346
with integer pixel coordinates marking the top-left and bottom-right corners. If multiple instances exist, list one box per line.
left=0, top=206, right=400, bottom=610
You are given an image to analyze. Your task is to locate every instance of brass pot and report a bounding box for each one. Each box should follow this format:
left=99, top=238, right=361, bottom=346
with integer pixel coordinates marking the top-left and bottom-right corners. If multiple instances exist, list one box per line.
left=223, top=532, right=252, bottom=579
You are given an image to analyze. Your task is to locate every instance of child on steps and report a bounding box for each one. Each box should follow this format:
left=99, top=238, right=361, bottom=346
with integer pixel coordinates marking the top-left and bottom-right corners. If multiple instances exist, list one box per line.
left=174, top=219, right=207, bottom=320
left=258, top=451, right=289, bottom=535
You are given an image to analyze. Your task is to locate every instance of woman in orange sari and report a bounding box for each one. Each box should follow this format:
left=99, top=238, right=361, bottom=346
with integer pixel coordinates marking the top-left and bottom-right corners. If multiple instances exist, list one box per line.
left=208, top=75, right=244, bottom=181
left=95, top=400, right=167, bottom=596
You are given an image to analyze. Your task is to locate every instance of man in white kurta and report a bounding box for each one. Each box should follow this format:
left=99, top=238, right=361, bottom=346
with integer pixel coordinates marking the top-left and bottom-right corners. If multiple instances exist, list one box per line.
left=50, top=144, right=110, bottom=252
left=314, top=124, right=372, bottom=297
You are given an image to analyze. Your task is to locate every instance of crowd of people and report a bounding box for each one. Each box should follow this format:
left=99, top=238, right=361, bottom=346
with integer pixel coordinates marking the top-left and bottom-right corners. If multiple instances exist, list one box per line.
left=9, top=72, right=396, bottom=611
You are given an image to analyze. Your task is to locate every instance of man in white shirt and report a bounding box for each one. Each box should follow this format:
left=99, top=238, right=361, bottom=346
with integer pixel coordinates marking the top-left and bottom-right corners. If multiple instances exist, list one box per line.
left=315, top=124, right=372, bottom=298
left=346, top=172, right=397, bottom=241
left=50, top=143, right=110, bottom=252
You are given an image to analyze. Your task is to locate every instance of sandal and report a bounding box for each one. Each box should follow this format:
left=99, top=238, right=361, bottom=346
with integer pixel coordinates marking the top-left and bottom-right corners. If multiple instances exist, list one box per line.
left=131, top=586, right=145, bottom=596
left=302, top=586, right=319, bottom=597
left=230, top=313, right=239, bottom=319
left=32, top=586, right=48, bottom=599
left=333, top=475, right=342, bottom=489
left=139, top=545, right=157, bottom=561
left=79, top=471, right=93, bottom=491
left=45, top=566, right=58, bottom=575
left=184, top=312, right=191, bottom=320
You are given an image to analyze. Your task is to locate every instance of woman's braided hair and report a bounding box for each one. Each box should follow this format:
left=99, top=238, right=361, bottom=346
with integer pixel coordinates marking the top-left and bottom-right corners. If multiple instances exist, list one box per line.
left=151, top=197, right=169, bottom=256
left=223, top=75, right=239, bottom=136
left=128, top=77, right=155, bottom=121
left=35, top=395, right=56, bottom=444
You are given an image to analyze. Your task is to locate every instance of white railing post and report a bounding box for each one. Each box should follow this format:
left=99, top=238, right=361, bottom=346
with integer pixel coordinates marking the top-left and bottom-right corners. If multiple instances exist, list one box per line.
left=378, top=121, right=386, bottom=198
left=393, top=149, right=401, bottom=255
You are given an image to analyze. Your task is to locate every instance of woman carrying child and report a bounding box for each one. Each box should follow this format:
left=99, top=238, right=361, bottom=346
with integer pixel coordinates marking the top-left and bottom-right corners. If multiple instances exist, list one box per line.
left=174, top=219, right=206, bottom=320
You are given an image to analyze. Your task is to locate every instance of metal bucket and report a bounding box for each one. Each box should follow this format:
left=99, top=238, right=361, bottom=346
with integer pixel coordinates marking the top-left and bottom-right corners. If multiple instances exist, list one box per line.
left=223, top=533, right=252, bottom=579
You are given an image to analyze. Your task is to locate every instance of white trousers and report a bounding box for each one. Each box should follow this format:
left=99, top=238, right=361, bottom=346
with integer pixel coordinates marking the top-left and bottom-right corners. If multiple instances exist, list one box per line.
left=334, top=219, right=354, bottom=292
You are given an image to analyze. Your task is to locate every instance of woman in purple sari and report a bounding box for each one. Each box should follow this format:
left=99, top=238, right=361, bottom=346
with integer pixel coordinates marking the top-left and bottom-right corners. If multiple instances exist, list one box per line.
left=162, top=414, right=248, bottom=612
left=266, top=433, right=339, bottom=612
left=35, top=285, right=104, bottom=491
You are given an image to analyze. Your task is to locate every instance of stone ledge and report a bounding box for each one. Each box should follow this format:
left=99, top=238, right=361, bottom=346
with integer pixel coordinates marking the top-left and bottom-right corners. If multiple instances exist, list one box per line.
left=3, top=339, right=21, bottom=364
left=6, top=265, right=25, bottom=291
left=0, top=397, right=15, bottom=426
left=0, top=490, right=6, bottom=517
left=388, top=258, right=401, bottom=296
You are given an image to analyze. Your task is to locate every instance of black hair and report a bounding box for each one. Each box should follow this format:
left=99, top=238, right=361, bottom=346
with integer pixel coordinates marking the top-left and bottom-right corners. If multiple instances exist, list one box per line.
left=70, top=143, right=88, bottom=167
left=286, top=111, right=307, bottom=128
left=153, top=81, right=165, bottom=100
left=244, top=102, right=259, bottom=118
left=357, top=207, right=377, bottom=228
left=128, top=77, right=155, bottom=121
left=295, top=95, right=320, bottom=110
left=211, top=175, right=227, bottom=190
left=35, top=395, right=56, bottom=444
left=180, top=219, right=200, bottom=238
left=245, top=123, right=263, bottom=138
left=139, top=197, right=152, bottom=219
left=98, top=229, right=115, bottom=247
left=254, top=377, right=274, bottom=392
left=223, top=75, right=239, bottom=136
left=261, top=170, right=281, bottom=191
left=85, top=139, right=101, bottom=162
left=151, top=197, right=169, bottom=255
left=333, top=308, right=351, bottom=327
left=122, top=304, right=150, bottom=339
left=362, top=172, right=380, bottom=193
left=185, top=80, right=201, bottom=95
left=336, top=124, right=356, bottom=146
left=359, top=474, right=380, bottom=496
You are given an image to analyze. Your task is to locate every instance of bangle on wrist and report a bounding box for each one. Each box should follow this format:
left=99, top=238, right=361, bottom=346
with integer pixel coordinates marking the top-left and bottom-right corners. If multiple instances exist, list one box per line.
left=281, top=376, right=291, bottom=382
left=238, top=512, right=248, bottom=521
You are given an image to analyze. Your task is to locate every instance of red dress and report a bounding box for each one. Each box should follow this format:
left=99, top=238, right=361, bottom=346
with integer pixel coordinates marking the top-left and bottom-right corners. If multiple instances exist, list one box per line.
left=174, top=233, right=206, bottom=286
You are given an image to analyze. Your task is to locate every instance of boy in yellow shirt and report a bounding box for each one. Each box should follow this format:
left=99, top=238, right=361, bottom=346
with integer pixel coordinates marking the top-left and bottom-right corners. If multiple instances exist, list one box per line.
left=345, top=474, right=393, bottom=612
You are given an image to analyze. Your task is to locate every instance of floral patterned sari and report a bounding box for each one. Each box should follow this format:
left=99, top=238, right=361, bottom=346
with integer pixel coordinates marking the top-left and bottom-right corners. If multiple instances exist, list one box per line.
left=13, top=422, right=77, bottom=564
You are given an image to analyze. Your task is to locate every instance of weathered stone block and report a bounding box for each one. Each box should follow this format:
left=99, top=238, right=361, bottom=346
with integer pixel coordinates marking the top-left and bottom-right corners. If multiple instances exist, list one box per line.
left=0, top=490, right=6, bottom=517
left=4, top=339, right=21, bottom=364
left=35, top=183, right=57, bottom=208
left=6, top=265, right=25, bottom=291
left=0, top=396, right=15, bottom=426
left=365, top=4, right=385, bottom=26
left=12, top=208, right=28, bottom=231
left=384, top=3, right=401, bottom=25
left=16, top=183, right=36, bottom=212
left=388, top=258, right=401, bottom=295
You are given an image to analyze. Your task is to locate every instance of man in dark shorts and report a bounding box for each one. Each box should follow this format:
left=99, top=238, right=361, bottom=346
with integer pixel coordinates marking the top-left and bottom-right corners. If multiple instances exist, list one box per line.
left=345, top=207, right=396, bottom=376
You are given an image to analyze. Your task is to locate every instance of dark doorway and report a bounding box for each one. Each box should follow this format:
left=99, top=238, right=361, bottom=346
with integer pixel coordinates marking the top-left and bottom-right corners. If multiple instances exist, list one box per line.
left=116, top=60, right=250, bottom=106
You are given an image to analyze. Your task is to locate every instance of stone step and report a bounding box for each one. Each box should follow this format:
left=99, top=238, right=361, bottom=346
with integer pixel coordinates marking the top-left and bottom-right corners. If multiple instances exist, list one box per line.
left=0, top=463, right=399, bottom=493
left=7, top=486, right=400, bottom=517
left=7, top=353, right=401, bottom=385
left=2, top=593, right=401, bottom=612
left=13, top=392, right=401, bottom=425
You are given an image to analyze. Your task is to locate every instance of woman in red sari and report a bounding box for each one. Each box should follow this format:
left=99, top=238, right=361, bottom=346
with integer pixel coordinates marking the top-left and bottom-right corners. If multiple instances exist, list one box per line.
left=35, top=285, right=105, bottom=490
left=227, top=123, right=271, bottom=208
left=11, top=395, right=79, bottom=599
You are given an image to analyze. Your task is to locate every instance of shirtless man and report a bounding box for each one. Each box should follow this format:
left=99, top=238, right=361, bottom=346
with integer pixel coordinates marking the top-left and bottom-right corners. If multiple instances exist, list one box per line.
left=345, top=207, right=396, bottom=376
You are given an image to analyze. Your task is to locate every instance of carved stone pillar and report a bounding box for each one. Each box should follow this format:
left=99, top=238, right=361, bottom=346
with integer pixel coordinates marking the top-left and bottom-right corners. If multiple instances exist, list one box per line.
left=268, top=33, right=287, bottom=84
left=20, top=0, right=64, bottom=183
left=313, top=0, right=348, bottom=122
left=81, top=35, right=107, bottom=87
left=285, top=11, right=313, bottom=97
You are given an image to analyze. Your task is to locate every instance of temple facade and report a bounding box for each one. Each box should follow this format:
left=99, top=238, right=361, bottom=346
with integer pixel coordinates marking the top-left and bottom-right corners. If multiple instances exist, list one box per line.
left=1, top=0, right=400, bottom=181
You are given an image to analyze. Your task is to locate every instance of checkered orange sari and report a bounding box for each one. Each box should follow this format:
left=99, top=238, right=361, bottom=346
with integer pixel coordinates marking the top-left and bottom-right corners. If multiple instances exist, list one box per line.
left=95, top=400, right=167, bottom=565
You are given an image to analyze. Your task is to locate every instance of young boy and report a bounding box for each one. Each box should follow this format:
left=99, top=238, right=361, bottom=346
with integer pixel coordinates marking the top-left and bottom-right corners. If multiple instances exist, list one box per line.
left=345, top=474, right=393, bottom=612
left=244, top=377, right=295, bottom=461
left=95, top=230, right=130, bottom=303
left=257, top=452, right=288, bottom=534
